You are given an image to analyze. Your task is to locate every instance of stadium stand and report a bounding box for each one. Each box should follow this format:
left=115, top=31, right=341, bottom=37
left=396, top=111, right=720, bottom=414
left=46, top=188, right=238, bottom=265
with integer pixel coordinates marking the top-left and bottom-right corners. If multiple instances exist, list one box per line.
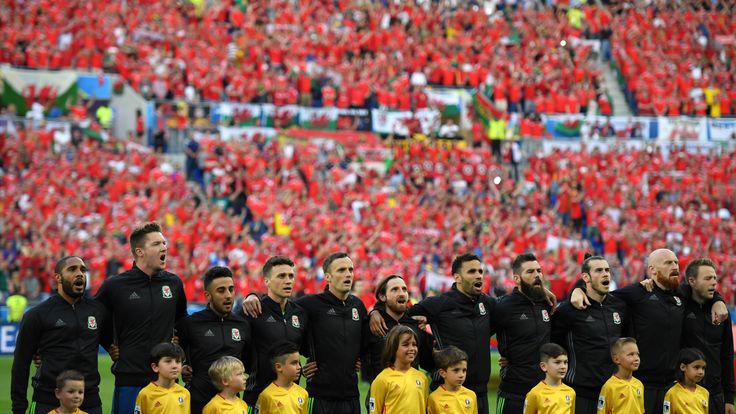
left=0, top=0, right=735, bottom=307
left=1, top=0, right=604, bottom=115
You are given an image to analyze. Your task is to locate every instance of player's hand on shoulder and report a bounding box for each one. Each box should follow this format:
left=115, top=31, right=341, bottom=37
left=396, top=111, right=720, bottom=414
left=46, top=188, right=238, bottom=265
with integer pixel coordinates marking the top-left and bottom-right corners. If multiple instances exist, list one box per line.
left=412, top=315, right=428, bottom=330
left=543, top=288, right=557, bottom=310
left=242, top=294, right=263, bottom=318
left=570, top=288, right=590, bottom=310
left=711, top=300, right=729, bottom=325
left=639, top=279, right=654, bottom=292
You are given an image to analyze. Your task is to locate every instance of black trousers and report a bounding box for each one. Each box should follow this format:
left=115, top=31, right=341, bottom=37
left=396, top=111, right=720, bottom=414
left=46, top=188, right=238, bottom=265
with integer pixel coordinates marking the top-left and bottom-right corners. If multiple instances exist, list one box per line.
left=644, top=385, right=668, bottom=414
left=309, top=397, right=360, bottom=414
left=496, top=390, right=525, bottom=414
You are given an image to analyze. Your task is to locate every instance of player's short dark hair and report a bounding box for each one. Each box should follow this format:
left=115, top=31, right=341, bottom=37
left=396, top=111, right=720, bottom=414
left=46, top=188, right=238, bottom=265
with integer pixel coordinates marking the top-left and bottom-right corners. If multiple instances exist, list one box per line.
left=263, top=256, right=295, bottom=278
left=685, top=258, right=716, bottom=281
left=433, top=346, right=468, bottom=370
left=512, top=253, right=538, bottom=276
left=203, top=266, right=233, bottom=290
left=381, top=325, right=419, bottom=369
left=374, top=274, right=404, bottom=302
left=581, top=253, right=606, bottom=274
left=129, top=222, right=163, bottom=255
left=451, top=253, right=482, bottom=275
left=539, top=343, right=567, bottom=362
left=610, top=337, right=637, bottom=359
left=54, top=256, right=83, bottom=275
left=150, top=342, right=185, bottom=365
left=322, top=252, right=349, bottom=274
left=674, top=348, right=706, bottom=382
left=268, top=340, right=300, bottom=370
left=56, top=370, right=84, bottom=389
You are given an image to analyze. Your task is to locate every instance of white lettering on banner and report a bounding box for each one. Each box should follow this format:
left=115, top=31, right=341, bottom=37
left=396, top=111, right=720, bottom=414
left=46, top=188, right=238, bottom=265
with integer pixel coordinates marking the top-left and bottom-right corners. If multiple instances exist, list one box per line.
left=0, top=325, right=17, bottom=354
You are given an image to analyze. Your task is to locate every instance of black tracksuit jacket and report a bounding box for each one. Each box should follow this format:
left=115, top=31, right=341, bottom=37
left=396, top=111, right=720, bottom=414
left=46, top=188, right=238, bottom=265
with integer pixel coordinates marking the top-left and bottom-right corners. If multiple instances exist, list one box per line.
left=611, top=283, right=685, bottom=388
left=492, top=288, right=552, bottom=397
left=175, top=307, right=251, bottom=413
left=243, top=296, right=309, bottom=405
left=298, top=291, right=368, bottom=400
left=11, top=294, right=109, bottom=414
left=408, top=284, right=496, bottom=395
left=95, top=265, right=188, bottom=386
left=552, top=294, right=628, bottom=399
left=362, top=308, right=433, bottom=384
left=679, top=284, right=735, bottom=403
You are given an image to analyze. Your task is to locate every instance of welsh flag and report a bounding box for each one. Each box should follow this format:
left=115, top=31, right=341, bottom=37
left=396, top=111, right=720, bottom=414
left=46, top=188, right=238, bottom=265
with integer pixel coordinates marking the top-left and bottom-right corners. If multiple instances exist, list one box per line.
left=232, top=105, right=260, bottom=126
left=426, top=89, right=461, bottom=118
left=218, top=103, right=260, bottom=126
left=1, top=67, right=78, bottom=116
left=472, top=90, right=505, bottom=128
left=553, top=119, right=583, bottom=137
left=299, top=107, right=338, bottom=130
left=262, top=104, right=299, bottom=128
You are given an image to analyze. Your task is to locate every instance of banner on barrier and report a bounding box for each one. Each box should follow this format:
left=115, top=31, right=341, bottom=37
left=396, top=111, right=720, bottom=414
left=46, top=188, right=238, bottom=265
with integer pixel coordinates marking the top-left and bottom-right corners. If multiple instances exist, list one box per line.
left=657, top=116, right=708, bottom=142
left=0, top=323, right=18, bottom=355
left=217, top=126, right=278, bottom=141
left=543, top=114, right=657, bottom=139
left=708, top=119, right=736, bottom=142
left=371, top=108, right=440, bottom=136
left=299, top=107, right=338, bottom=130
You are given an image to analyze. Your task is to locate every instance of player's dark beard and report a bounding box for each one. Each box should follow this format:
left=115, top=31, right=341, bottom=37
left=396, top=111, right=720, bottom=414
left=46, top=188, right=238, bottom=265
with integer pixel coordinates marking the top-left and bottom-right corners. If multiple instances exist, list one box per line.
left=61, top=278, right=85, bottom=299
left=387, top=300, right=407, bottom=315
left=520, top=279, right=545, bottom=300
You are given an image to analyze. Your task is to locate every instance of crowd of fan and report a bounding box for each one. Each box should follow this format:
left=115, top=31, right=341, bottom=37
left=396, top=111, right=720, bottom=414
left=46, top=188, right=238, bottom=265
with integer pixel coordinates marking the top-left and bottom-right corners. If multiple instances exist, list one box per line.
left=610, top=1, right=736, bottom=116
left=1, top=125, right=734, bottom=306
left=2, top=0, right=610, bottom=116
left=3, top=1, right=735, bottom=117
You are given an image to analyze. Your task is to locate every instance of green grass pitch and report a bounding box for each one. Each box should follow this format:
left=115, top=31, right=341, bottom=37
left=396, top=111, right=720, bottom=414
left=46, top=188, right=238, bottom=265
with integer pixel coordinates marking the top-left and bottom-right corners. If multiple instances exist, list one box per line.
left=1, top=353, right=501, bottom=413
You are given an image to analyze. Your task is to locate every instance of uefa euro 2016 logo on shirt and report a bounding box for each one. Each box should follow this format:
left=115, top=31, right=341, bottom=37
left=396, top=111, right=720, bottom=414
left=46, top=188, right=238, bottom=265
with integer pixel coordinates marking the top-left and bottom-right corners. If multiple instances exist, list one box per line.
left=178, top=396, right=184, bottom=405
left=87, top=316, right=97, bottom=330
left=541, top=309, right=550, bottom=322
left=465, top=398, right=471, bottom=408
left=232, top=328, right=241, bottom=341
left=292, top=315, right=300, bottom=328
left=597, top=396, right=605, bottom=409
left=162, top=285, right=172, bottom=298
left=565, top=394, right=571, bottom=404
left=297, top=397, right=304, bottom=406
left=352, top=308, right=359, bottom=321
left=613, top=312, right=621, bottom=325
left=674, top=296, right=682, bottom=306
left=478, top=303, right=486, bottom=315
